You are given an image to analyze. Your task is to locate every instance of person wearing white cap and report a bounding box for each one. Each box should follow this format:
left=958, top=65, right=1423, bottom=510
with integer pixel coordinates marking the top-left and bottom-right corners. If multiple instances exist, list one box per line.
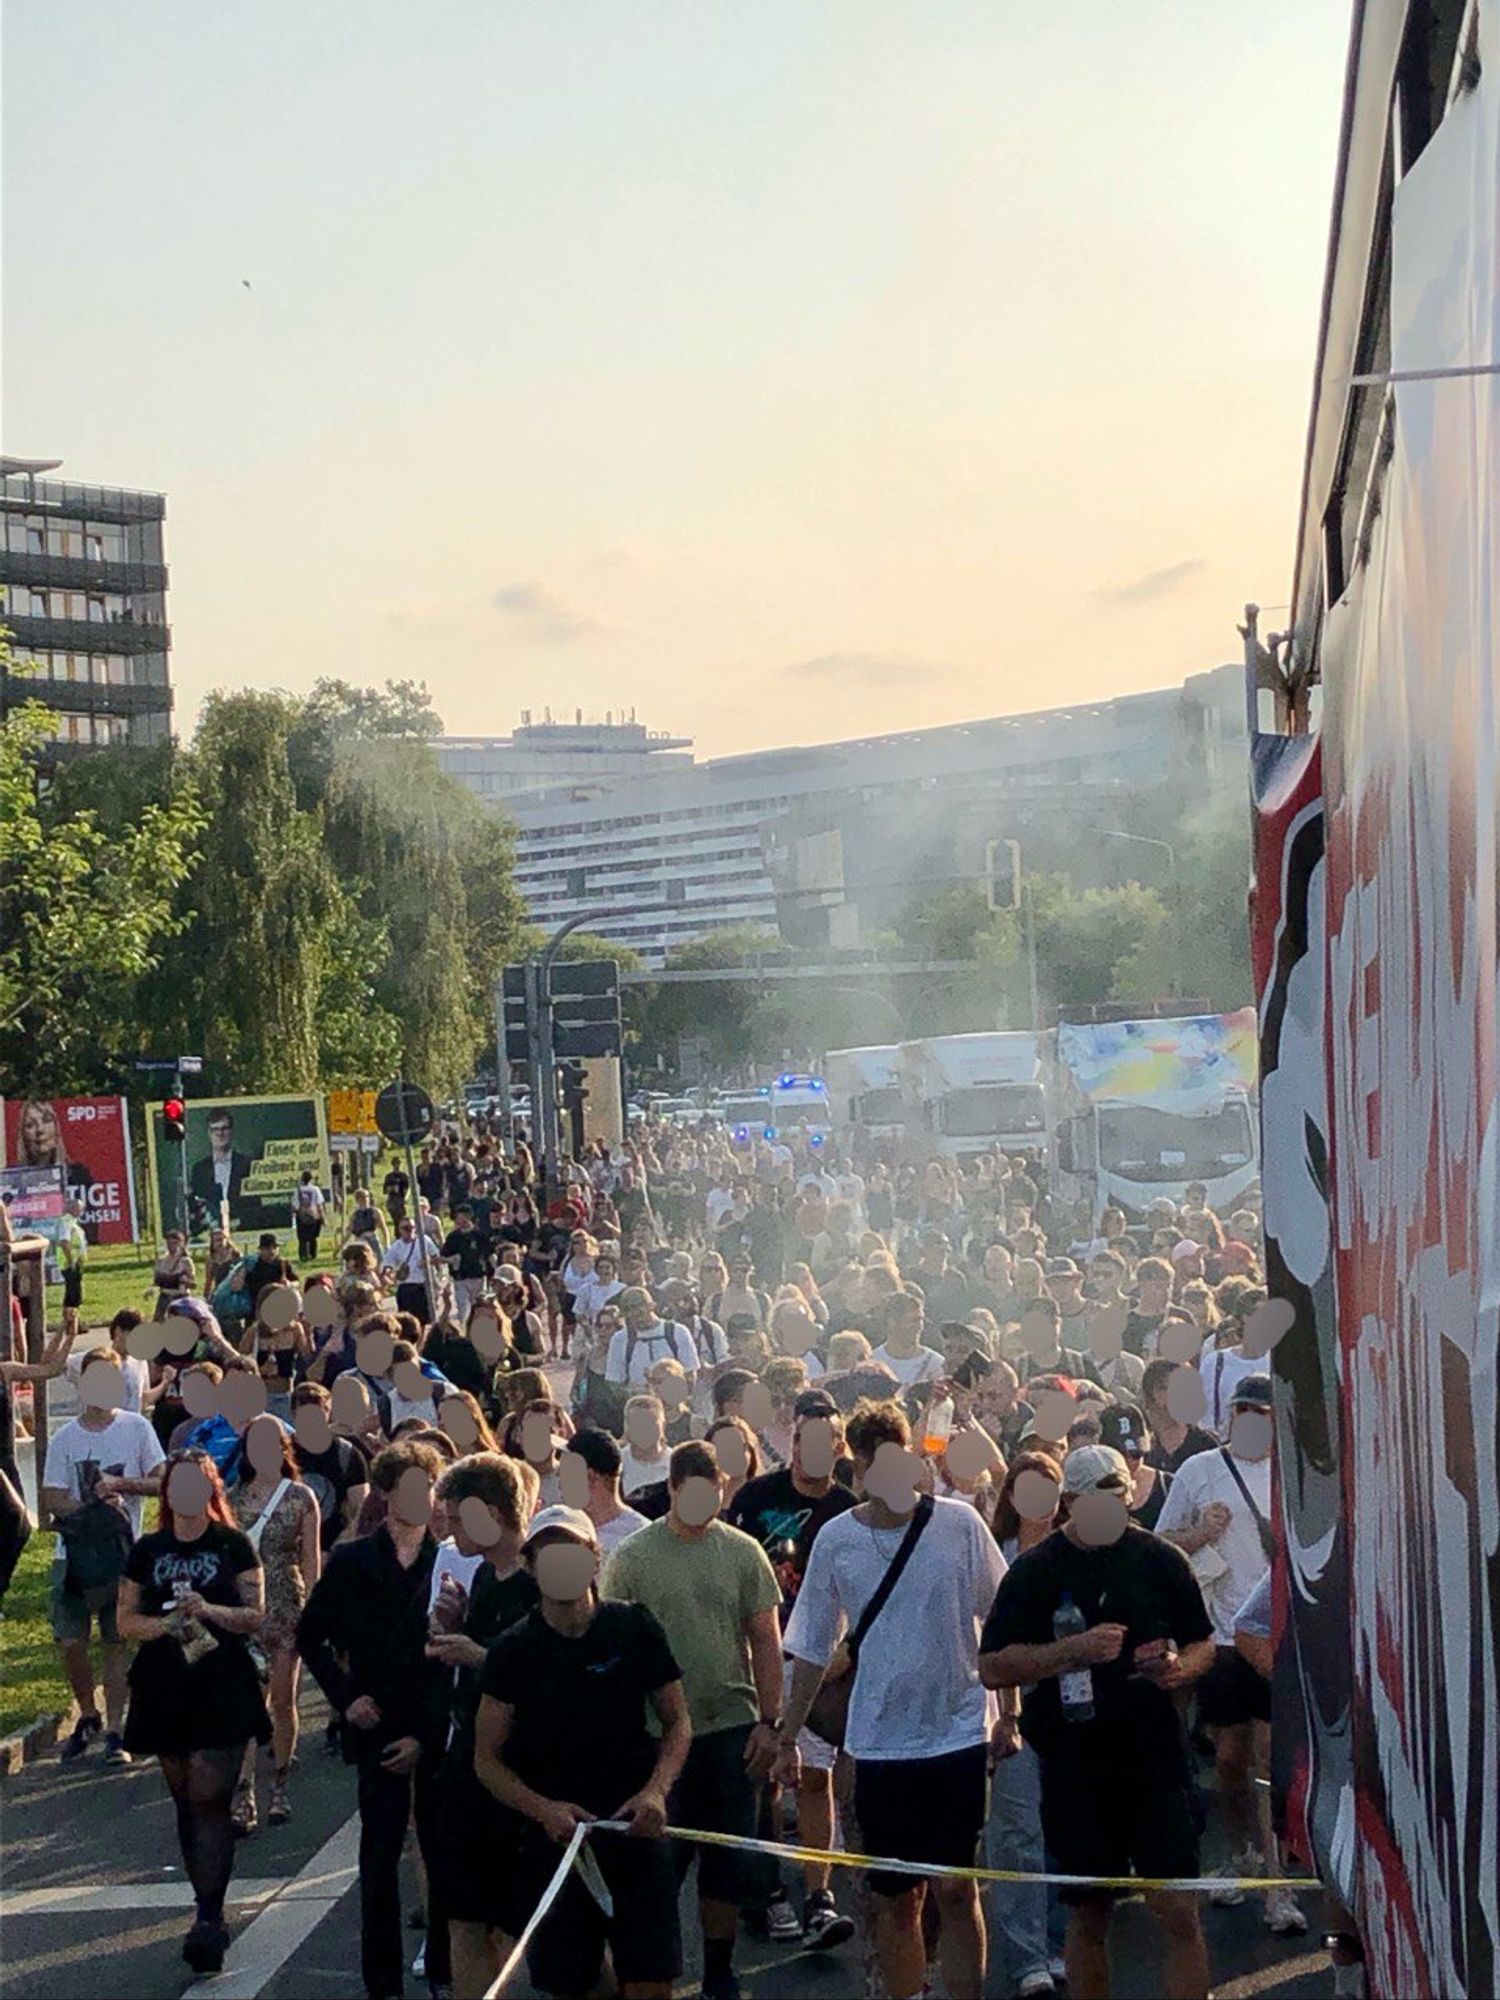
left=980, top=1444, right=1217, bottom=2000
left=473, top=1504, right=691, bottom=2000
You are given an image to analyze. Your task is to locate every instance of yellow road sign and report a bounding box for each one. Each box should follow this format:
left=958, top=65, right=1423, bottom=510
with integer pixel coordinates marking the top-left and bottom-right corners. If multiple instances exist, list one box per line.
left=327, top=1088, right=379, bottom=1137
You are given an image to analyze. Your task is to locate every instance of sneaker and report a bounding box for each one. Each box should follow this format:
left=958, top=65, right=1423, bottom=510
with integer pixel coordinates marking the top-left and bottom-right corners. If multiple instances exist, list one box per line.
left=1018, top=1975, right=1058, bottom=2000
left=59, top=1713, right=102, bottom=1763
left=803, top=1896, right=855, bottom=1951
left=766, top=1894, right=802, bottom=1943
left=1264, top=1888, right=1308, bottom=1936
left=230, top=1778, right=258, bottom=1838
left=102, top=1732, right=133, bottom=1767
left=268, top=1773, right=291, bottom=1825
left=1209, top=1846, right=1255, bottom=1908
left=182, top=1920, right=229, bottom=1974
left=411, top=1943, right=426, bottom=1980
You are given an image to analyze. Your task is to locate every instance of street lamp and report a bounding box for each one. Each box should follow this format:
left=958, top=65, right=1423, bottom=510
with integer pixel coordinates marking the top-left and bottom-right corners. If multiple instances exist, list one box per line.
left=1103, top=832, right=1181, bottom=995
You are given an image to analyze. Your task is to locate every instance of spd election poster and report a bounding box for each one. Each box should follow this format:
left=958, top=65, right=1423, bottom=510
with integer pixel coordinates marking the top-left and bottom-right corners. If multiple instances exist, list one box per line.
left=2, top=1096, right=140, bottom=1246
left=147, top=1093, right=327, bottom=1242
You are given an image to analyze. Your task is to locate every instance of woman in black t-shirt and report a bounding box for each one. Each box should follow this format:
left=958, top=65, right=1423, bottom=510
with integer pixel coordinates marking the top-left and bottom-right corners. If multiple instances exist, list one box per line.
left=116, top=1448, right=270, bottom=1977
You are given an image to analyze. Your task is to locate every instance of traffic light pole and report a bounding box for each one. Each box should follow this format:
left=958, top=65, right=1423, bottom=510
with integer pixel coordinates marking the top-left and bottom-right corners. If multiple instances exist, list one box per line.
left=534, top=908, right=623, bottom=1186
left=174, top=1064, right=188, bottom=1238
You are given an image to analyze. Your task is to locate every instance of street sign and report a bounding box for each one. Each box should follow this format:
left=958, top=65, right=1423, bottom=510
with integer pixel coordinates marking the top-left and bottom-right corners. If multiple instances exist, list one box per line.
left=375, top=1080, right=435, bottom=1145
left=553, top=1023, right=624, bottom=1059
left=500, top=960, right=622, bottom=1064
left=327, top=1087, right=380, bottom=1137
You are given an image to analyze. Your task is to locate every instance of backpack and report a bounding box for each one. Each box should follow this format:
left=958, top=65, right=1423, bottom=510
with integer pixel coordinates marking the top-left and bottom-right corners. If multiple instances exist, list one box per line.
left=58, top=1497, right=133, bottom=1603
left=624, top=1320, right=685, bottom=1378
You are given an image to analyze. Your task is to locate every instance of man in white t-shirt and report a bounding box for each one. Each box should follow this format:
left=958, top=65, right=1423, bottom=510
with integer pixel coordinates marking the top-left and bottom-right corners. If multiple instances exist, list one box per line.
left=1199, top=1339, right=1266, bottom=1437
left=65, top=1311, right=159, bottom=1416
left=603, top=1287, right=700, bottom=1391
left=564, top=1428, right=649, bottom=1553
left=42, top=1353, right=165, bottom=1766
left=782, top=1401, right=1005, bottom=2000
left=1156, top=1373, right=1302, bottom=1934
left=869, top=1289, right=945, bottom=1388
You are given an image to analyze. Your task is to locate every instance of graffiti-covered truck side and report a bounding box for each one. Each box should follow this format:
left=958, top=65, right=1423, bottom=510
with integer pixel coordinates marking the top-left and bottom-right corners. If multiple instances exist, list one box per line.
left=1050, top=1010, right=1259, bottom=1223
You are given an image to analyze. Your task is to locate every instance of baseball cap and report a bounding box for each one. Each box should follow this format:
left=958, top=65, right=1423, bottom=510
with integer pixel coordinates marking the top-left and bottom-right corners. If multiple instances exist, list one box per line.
left=522, top=1504, right=599, bottom=1551
left=792, top=1388, right=839, bottom=1422
left=494, top=1263, right=524, bottom=1286
left=1062, top=1443, right=1133, bottom=1496
left=1230, top=1372, right=1274, bottom=1410
left=565, top=1428, right=622, bottom=1478
left=1170, top=1239, right=1202, bottom=1264
left=1098, top=1404, right=1147, bottom=1459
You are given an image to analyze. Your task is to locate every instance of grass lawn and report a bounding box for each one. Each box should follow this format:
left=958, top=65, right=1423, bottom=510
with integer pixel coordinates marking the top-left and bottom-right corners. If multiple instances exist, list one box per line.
left=76, top=1242, right=160, bottom=1328
left=0, top=1535, right=69, bottom=1737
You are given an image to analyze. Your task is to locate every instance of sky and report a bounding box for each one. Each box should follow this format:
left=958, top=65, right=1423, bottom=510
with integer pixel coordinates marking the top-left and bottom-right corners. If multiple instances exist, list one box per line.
left=4, top=2, right=1351, bottom=755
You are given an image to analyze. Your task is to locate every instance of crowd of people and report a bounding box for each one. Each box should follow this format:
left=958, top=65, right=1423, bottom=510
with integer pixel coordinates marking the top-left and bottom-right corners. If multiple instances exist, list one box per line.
left=28, top=1108, right=1334, bottom=2000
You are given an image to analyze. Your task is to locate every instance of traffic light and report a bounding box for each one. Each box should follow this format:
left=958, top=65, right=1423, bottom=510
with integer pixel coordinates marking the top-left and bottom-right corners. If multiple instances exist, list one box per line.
left=559, top=1061, right=588, bottom=1110
left=162, top=1096, right=187, bottom=1143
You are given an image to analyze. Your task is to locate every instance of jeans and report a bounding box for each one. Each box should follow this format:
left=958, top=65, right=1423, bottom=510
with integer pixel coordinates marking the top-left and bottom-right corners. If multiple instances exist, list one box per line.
left=355, top=1743, right=440, bottom=1999
left=985, top=1740, right=1061, bottom=1986
left=453, top=1277, right=485, bottom=1321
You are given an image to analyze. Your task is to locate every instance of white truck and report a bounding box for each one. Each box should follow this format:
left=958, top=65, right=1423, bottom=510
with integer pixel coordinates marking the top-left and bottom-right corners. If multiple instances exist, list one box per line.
left=1051, top=1009, right=1258, bottom=1223
left=898, top=1033, right=1049, bottom=1159
left=823, top=1045, right=907, bottom=1139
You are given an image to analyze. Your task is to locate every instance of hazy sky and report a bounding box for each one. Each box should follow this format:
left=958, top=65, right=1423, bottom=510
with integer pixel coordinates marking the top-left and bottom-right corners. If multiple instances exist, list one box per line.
left=4, top=2, right=1350, bottom=754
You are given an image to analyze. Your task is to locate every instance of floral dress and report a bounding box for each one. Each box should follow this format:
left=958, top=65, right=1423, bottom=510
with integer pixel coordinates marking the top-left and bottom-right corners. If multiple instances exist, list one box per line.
left=231, top=1479, right=315, bottom=1650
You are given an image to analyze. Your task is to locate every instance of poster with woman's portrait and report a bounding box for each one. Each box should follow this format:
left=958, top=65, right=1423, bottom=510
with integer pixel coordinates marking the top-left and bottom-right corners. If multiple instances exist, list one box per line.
left=2, top=1096, right=140, bottom=1245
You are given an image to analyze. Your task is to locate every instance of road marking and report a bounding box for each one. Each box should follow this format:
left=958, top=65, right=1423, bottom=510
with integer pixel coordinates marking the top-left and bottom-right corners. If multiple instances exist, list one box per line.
left=181, top=1811, right=360, bottom=2000
left=4, top=1878, right=285, bottom=1916
left=1214, top=1951, right=1329, bottom=1997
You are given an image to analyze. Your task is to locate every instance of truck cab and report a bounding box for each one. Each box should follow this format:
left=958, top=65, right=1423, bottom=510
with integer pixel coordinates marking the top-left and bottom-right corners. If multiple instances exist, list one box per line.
left=898, top=1034, right=1049, bottom=1159
left=824, top=1046, right=906, bottom=1139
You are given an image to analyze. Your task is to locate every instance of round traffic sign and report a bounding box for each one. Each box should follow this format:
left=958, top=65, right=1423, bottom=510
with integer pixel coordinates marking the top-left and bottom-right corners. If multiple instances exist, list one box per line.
left=375, top=1079, right=435, bottom=1145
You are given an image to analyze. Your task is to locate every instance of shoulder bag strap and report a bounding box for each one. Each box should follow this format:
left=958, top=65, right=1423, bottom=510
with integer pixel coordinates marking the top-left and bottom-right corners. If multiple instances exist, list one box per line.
left=1218, top=1448, right=1276, bottom=1564
left=847, top=1493, right=935, bottom=1664
left=246, top=1477, right=292, bottom=1553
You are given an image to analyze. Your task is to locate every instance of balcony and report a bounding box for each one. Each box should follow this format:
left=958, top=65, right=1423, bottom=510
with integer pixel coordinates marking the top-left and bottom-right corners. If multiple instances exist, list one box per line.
left=0, top=551, right=168, bottom=595
left=0, top=479, right=165, bottom=524
left=0, top=667, right=173, bottom=717
left=3, top=613, right=171, bottom=656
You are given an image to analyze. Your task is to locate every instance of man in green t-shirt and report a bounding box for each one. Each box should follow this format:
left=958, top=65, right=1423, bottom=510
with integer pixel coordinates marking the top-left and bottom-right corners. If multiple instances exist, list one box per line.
left=603, top=1438, right=783, bottom=2000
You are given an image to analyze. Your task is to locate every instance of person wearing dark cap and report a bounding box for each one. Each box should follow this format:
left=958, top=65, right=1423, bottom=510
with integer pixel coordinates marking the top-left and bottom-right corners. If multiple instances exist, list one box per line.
left=722, top=1391, right=857, bottom=1952
left=565, top=1427, right=648, bottom=1555
left=980, top=1445, right=1216, bottom=2000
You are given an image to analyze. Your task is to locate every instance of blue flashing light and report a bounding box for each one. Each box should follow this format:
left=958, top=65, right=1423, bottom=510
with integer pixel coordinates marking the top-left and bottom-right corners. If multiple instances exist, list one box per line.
left=763, top=1126, right=777, bottom=1141
left=809, top=1132, right=825, bottom=1148
left=734, top=1126, right=749, bottom=1142
left=779, top=1074, right=796, bottom=1088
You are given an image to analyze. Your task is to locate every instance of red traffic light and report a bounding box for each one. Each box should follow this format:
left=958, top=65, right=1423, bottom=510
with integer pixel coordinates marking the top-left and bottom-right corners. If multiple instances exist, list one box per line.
left=164, top=1097, right=185, bottom=1122
left=162, top=1096, right=187, bottom=1142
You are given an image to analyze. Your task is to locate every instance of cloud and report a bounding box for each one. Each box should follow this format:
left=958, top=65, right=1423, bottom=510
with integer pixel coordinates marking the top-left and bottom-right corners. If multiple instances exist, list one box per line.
left=490, top=580, right=598, bottom=643
left=787, top=651, right=945, bottom=689
left=1093, top=558, right=1206, bottom=606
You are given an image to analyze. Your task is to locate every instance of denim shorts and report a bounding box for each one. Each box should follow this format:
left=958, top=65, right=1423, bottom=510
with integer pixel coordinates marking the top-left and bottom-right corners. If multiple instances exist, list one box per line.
left=50, top=1560, right=120, bottom=1645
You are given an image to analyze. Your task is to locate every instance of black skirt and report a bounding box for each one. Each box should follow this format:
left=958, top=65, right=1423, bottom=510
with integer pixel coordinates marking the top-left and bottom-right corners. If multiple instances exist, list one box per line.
left=124, top=1634, right=271, bottom=1756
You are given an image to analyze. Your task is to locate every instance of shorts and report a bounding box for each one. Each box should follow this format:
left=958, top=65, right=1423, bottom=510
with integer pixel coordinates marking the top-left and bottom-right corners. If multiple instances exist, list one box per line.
left=1196, top=1645, right=1272, bottom=1728
left=50, top=1561, right=119, bottom=1645
left=427, top=1767, right=530, bottom=1933
left=524, top=1828, right=681, bottom=1996
left=853, top=1742, right=989, bottom=1896
left=783, top=1658, right=836, bottom=1772
left=1039, top=1742, right=1200, bottom=1904
left=668, top=1722, right=758, bottom=1905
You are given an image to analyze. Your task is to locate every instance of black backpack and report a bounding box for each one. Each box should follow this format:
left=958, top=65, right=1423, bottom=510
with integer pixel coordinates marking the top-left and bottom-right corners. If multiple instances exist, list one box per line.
left=58, top=1497, right=133, bottom=1602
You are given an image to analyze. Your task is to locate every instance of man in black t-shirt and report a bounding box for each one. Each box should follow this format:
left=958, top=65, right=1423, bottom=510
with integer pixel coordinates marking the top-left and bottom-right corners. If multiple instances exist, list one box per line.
left=381, top=1165, right=410, bottom=1225
left=980, top=1445, right=1215, bottom=2000
left=441, top=1208, right=491, bottom=1320
left=474, top=1505, right=690, bottom=2000
left=726, top=1392, right=857, bottom=1950
left=289, top=1384, right=369, bottom=1551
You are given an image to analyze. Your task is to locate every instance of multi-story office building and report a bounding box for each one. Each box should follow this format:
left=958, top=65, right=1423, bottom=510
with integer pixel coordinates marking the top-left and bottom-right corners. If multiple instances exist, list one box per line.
left=434, top=712, right=692, bottom=801
left=0, top=456, right=173, bottom=755
left=441, top=666, right=1245, bottom=964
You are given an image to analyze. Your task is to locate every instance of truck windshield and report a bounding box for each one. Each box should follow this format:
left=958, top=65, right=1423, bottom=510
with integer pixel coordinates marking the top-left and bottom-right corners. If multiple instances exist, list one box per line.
left=720, top=1096, right=769, bottom=1128
left=772, top=1099, right=831, bottom=1128
left=1096, top=1100, right=1254, bottom=1182
left=855, top=1087, right=905, bottom=1125
left=939, top=1083, right=1047, bottom=1140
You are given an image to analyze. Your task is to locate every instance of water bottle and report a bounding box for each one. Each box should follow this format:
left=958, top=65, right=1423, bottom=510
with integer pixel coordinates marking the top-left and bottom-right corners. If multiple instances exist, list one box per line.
left=1053, top=1593, right=1095, bottom=1722
left=922, top=1394, right=954, bottom=1457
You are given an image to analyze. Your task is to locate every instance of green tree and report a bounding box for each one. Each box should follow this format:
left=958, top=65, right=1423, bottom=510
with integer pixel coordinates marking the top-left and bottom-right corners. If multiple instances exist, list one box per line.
left=0, top=672, right=204, bottom=1095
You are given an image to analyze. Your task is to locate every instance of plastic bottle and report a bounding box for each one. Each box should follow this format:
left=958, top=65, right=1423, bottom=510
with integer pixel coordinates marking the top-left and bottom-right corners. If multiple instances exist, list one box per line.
left=922, top=1394, right=954, bottom=1458
left=1053, top=1593, right=1095, bottom=1722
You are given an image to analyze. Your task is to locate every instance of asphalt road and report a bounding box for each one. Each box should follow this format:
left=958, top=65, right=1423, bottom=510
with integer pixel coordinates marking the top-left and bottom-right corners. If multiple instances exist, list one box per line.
left=2, top=1676, right=1335, bottom=2000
